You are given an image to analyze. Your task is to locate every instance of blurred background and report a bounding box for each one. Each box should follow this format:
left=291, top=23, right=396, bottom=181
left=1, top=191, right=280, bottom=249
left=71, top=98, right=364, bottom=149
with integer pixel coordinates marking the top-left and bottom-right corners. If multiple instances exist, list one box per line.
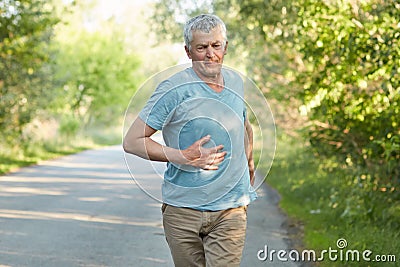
left=1, top=0, right=399, bottom=265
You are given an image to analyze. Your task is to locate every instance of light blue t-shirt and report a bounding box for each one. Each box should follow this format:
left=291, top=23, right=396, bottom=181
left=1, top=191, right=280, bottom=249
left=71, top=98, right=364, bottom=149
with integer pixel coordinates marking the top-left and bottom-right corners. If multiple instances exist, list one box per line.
left=139, top=67, right=257, bottom=211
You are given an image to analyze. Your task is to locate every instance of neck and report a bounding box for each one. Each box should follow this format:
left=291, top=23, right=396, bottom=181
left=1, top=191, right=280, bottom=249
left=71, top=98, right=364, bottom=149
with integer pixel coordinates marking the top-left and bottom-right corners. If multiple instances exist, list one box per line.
left=193, top=69, right=224, bottom=92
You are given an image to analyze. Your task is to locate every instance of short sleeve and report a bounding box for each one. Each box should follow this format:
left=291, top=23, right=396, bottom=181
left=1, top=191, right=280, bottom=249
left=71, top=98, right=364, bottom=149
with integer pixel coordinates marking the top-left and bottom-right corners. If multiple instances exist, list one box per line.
left=139, top=80, right=178, bottom=130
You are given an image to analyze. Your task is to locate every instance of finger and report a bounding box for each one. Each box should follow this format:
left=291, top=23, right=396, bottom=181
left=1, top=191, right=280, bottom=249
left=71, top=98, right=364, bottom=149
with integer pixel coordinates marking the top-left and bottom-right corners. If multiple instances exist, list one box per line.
left=216, top=151, right=227, bottom=157
left=203, top=164, right=219, bottom=170
left=217, top=152, right=227, bottom=160
left=197, top=135, right=211, bottom=146
left=211, top=152, right=226, bottom=162
left=211, top=151, right=226, bottom=160
left=250, top=174, right=255, bottom=186
left=211, top=157, right=224, bottom=165
left=209, top=144, right=224, bottom=153
left=206, top=152, right=226, bottom=165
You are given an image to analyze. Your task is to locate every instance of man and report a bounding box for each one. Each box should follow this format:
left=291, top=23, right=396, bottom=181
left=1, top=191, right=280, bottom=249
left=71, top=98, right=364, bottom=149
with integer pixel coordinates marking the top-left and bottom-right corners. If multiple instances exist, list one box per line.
left=123, top=14, right=257, bottom=266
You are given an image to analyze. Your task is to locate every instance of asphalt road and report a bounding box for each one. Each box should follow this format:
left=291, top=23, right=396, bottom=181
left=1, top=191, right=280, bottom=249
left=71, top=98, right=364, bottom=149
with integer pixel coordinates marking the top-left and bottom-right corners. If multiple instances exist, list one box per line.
left=0, top=145, right=299, bottom=267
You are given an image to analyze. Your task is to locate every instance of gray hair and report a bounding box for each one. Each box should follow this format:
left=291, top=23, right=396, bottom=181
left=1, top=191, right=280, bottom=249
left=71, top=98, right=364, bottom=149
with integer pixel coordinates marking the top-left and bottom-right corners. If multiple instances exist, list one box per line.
left=183, top=14, right=227, bottom=51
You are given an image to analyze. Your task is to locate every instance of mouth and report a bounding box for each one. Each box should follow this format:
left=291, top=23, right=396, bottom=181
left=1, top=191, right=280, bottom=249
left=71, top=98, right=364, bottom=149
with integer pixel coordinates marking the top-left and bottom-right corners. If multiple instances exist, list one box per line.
left=204, top=61, right=220, bottom=65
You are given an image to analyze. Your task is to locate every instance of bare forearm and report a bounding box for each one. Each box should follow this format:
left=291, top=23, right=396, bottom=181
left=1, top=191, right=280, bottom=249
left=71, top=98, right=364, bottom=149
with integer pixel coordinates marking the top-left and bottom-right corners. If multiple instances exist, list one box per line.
left=244, top=119, right=255, bottom=185
left=244, top=119, right=254, bottom=160
left=123, top=136, right=185, bottom=164
left=123, top=117, right=184, bottom=164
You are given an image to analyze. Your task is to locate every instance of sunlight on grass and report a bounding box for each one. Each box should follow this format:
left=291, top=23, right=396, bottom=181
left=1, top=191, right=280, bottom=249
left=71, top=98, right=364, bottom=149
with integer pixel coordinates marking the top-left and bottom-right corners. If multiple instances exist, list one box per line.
left=0, top=125, right=122, bottom=175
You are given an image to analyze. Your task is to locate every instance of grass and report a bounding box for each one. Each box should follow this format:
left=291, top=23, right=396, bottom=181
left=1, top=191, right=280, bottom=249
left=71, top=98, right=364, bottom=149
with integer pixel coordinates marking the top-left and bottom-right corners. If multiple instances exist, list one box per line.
left=0, top=139, right=93, bottom=175
left=0, top=155, right=38, bottom=175
left=261, top=132, right=400, bottom=266
left=0, top=125, right=122, bottom=175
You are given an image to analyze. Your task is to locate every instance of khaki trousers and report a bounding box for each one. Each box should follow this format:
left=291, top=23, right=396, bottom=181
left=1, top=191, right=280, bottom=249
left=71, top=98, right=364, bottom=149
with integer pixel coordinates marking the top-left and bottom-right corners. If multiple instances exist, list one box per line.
left=162, top=204, right=247, bottom=267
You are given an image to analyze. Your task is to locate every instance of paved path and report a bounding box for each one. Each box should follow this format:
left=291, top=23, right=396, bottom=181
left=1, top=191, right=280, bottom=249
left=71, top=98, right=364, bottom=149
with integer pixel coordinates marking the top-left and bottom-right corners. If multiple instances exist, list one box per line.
left=0, top=146, right=298, bottom=266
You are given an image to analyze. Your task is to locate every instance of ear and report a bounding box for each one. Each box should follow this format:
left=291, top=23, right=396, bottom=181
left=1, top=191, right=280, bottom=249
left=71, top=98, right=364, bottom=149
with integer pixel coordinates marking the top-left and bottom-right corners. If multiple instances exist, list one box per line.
left=185, top=46, right=192, bottom=59
left=223, top=41, right=228, bottom=55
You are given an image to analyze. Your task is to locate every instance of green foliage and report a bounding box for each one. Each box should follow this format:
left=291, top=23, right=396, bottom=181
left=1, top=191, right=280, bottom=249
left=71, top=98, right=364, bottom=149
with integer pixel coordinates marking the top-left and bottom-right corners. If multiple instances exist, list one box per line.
left=1, top=0, right=142, bottom=173
left=59, top=114, right=80, bottom=137
left=286, top=0, right=400, bottom=218
left=53, top=30, right=141, bottom=126
left=0, top=0, right=59, bottom=145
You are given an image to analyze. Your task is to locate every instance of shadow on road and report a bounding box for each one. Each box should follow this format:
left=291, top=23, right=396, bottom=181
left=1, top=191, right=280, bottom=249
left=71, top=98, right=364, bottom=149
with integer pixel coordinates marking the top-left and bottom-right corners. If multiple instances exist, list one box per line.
left=0, top=146, right=299, bottom=266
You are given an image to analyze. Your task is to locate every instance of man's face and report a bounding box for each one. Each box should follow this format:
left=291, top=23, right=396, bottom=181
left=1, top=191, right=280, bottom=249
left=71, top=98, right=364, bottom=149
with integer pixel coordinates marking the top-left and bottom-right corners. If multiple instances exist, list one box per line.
left=185, top=27, right=228, bottom=79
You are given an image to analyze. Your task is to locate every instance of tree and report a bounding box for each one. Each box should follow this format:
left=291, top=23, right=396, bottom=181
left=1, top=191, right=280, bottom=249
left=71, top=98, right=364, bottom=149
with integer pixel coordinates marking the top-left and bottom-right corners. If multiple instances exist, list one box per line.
left=288, top=0, right=400, bottom=217
left=54, top=30, right=140, bottom=127
left=0, top=0, right=59, bottom=146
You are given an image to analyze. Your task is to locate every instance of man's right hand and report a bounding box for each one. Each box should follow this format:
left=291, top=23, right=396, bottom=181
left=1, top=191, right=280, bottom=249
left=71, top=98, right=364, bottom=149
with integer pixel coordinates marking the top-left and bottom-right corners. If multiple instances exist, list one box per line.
left=181, top=135, right=226, bottom=170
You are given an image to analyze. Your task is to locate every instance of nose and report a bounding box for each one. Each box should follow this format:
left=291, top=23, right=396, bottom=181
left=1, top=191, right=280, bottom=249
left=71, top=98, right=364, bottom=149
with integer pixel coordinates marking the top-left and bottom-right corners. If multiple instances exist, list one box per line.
left=205, top=45, right=215, bottom=58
